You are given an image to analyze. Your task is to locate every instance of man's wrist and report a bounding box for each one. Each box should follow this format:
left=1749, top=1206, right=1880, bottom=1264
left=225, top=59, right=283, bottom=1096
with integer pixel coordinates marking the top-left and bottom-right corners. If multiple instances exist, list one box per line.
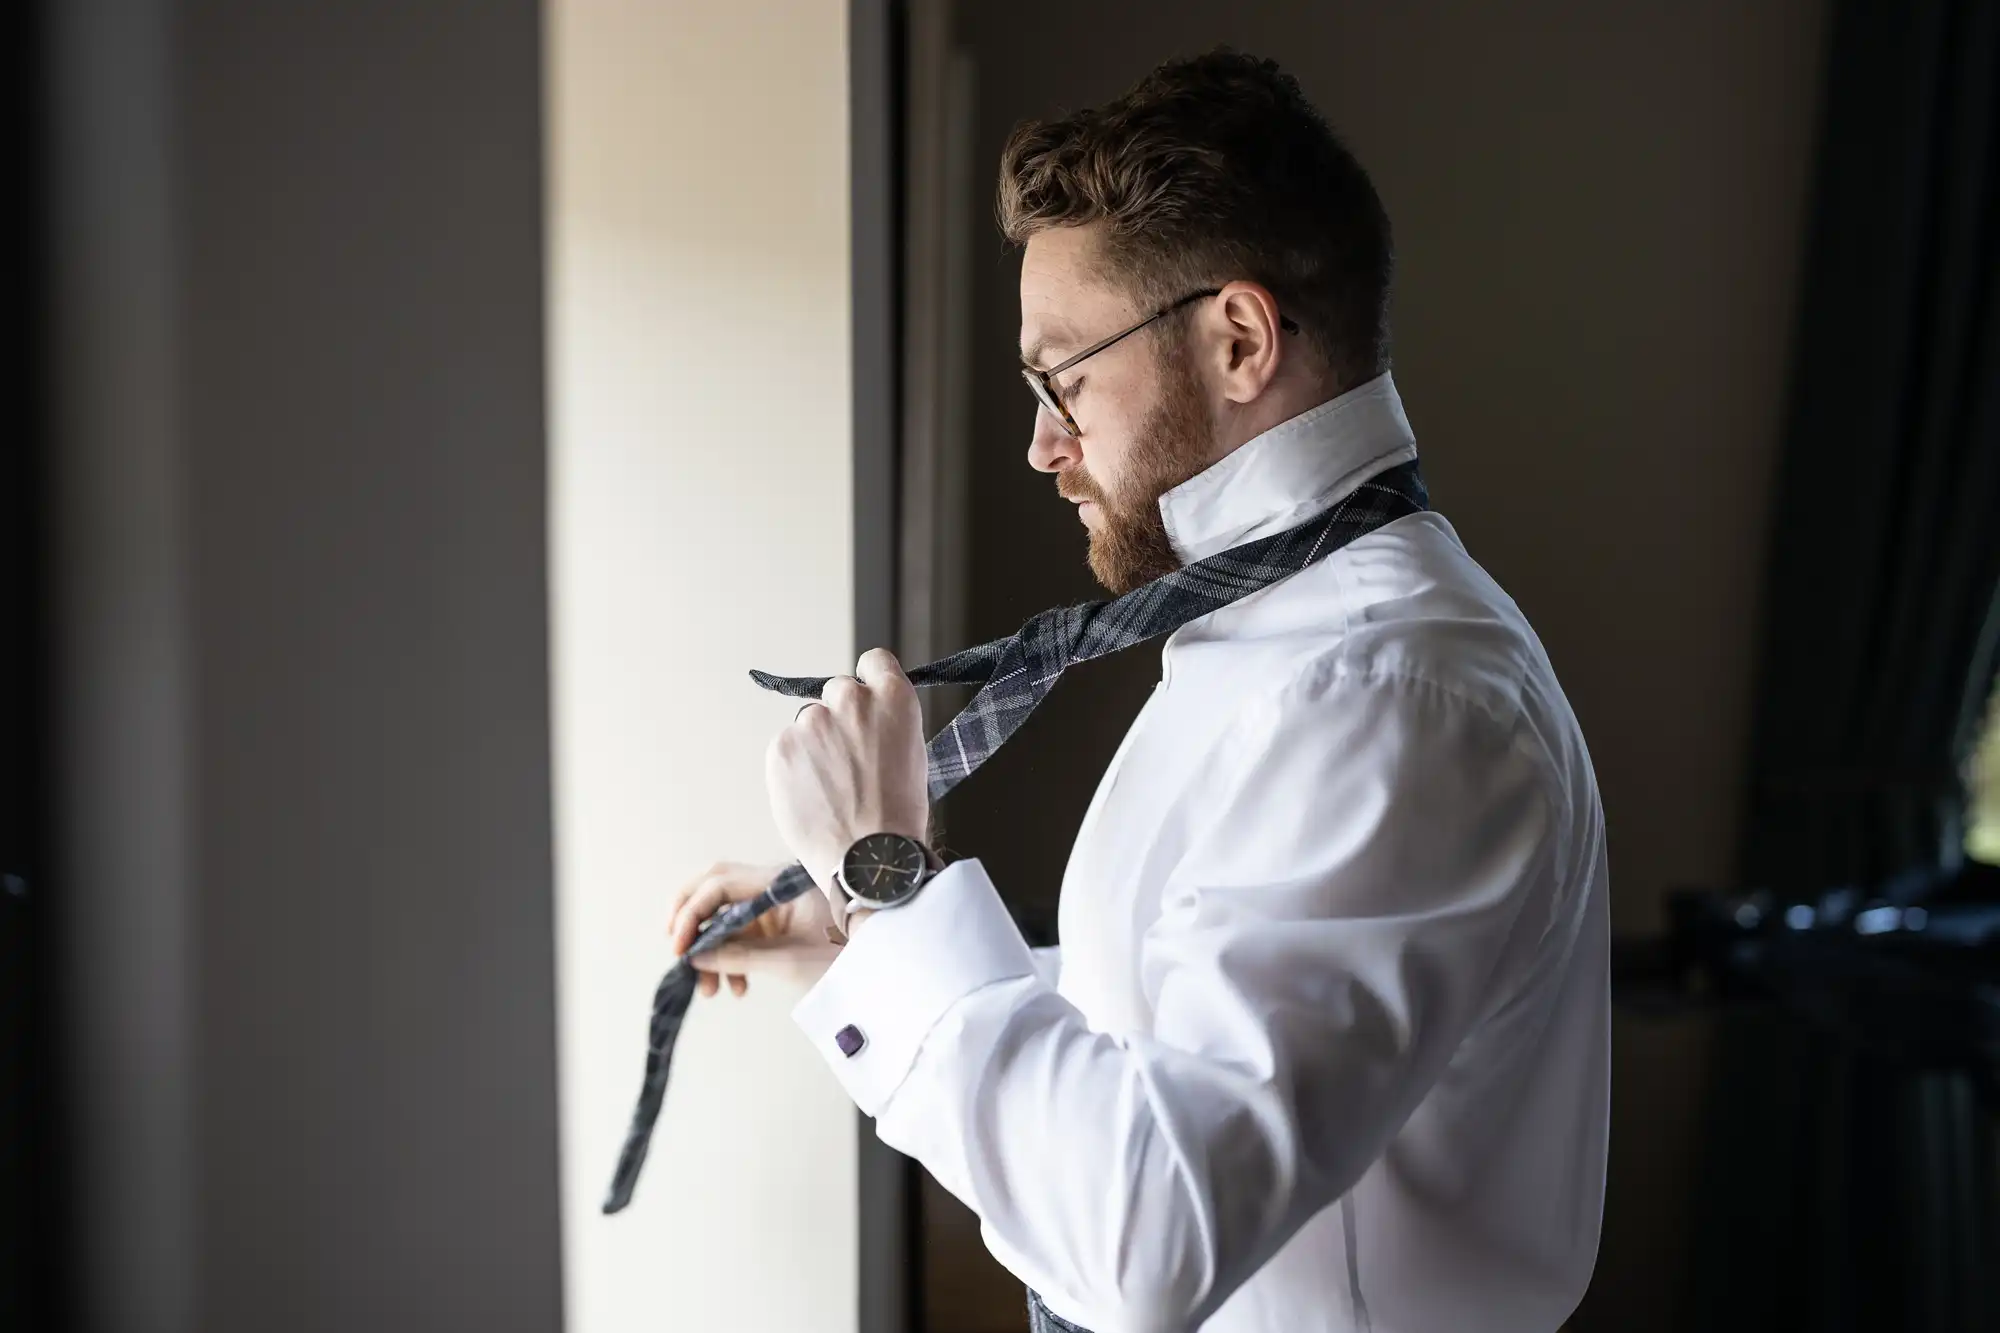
left=824, top=832, right=940, bottom=944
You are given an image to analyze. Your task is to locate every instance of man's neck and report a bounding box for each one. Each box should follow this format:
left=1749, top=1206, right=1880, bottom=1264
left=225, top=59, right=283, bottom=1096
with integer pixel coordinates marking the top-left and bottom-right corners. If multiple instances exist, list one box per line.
left=1206, top=370, right=1355, bottom=469
left=1160, top=370, right=1417, bottom=566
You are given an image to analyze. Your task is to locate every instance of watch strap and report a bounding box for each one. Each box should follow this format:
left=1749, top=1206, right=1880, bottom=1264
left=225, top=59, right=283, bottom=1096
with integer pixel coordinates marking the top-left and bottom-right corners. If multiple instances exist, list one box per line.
left=825, top=870, right=854, bottom=944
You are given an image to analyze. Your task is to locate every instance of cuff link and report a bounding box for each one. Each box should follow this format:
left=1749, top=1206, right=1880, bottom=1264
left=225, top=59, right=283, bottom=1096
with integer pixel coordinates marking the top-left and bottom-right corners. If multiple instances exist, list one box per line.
left=834, top=1024, right=867, bottom=1058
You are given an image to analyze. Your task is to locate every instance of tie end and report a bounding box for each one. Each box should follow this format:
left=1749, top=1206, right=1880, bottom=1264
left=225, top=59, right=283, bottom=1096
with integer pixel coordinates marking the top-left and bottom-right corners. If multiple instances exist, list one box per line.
left=749, top=668, right=825, bottom=699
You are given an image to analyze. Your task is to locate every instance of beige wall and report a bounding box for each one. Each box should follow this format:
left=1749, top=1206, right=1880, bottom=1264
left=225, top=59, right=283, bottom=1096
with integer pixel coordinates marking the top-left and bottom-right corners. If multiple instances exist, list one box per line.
left=546, top=4, right=859, bottom=1331
left=950, top=3, right=1829, bottom=1328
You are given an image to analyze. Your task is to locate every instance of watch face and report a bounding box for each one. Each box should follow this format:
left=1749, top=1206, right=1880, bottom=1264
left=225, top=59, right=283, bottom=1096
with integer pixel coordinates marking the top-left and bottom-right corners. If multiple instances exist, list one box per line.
left=841, top=832, right=929, bottom=907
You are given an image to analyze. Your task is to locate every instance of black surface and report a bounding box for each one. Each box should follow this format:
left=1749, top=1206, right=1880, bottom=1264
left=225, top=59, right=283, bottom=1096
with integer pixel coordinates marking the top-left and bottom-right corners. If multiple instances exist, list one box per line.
left=850, top=4, right=918, bottom=1330
left=3, top=5, right=62, bottom=1329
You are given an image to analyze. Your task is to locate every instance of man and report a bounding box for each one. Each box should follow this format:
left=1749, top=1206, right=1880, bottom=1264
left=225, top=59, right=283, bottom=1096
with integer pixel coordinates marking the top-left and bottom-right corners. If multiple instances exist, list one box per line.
left=666, top=50, right=1608, bottom=1333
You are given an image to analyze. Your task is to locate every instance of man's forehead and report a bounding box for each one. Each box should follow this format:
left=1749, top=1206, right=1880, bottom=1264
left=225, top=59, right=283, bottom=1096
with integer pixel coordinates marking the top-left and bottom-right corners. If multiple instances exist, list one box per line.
left=1018, top=226, right=1125, bottom=364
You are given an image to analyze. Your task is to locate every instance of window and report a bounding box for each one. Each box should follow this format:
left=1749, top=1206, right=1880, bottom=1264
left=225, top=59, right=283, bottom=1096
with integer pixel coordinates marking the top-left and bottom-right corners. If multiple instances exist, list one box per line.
left=1967, top=669, right=2000, bottom=867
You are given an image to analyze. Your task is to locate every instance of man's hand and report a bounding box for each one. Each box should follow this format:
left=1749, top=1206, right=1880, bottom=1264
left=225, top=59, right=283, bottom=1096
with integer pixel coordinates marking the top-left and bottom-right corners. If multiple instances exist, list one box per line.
left=665, top=860, right=842, bottom=997
left=766, top=647, right=930, bottom=923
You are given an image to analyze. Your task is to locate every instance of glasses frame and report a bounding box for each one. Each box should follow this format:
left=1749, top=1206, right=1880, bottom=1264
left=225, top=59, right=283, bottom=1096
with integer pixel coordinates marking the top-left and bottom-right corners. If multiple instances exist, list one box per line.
left=1020, top=288, right=1299, bottom=438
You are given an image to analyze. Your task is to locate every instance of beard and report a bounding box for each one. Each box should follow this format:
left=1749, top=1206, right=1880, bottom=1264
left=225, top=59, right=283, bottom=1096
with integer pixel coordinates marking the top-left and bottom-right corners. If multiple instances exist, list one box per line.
left=1058, top=340, right=1216, bottom=595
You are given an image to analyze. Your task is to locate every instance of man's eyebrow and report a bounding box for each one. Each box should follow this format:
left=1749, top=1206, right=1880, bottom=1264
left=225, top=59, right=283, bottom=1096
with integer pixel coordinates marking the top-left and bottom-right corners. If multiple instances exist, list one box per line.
left=1021, top=325, right=1080, bottom=371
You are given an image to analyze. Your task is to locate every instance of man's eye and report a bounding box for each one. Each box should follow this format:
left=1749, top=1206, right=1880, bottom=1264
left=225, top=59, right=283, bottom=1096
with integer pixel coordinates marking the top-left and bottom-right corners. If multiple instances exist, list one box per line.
left=1055, top=375, right=1084, bottom=400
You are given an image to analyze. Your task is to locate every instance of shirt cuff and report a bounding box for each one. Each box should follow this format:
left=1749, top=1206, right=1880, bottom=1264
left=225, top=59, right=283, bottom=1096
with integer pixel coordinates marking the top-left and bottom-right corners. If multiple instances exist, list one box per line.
left=790, top=858, right=1036, bottom=1115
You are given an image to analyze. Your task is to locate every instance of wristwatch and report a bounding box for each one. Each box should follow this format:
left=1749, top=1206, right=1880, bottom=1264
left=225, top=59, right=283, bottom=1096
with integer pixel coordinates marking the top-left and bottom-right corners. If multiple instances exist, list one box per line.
left=825, top=831, right=942, bottom=944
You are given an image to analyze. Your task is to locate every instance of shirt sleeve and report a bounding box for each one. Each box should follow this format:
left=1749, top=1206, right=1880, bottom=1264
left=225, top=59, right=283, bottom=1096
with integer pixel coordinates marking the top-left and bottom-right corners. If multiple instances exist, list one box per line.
left=791, top=665, right=1558, bottom=1332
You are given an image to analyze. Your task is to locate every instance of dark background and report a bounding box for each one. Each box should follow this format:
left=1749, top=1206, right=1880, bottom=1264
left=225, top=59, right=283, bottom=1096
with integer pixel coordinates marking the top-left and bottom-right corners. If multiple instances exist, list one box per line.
left=10, top=2, right=1997, bottom=1331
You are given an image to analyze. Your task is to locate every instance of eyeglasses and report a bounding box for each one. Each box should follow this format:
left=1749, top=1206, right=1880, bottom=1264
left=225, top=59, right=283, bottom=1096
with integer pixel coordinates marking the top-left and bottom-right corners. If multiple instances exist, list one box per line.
left=1020, top=288, right=1299, bottom=438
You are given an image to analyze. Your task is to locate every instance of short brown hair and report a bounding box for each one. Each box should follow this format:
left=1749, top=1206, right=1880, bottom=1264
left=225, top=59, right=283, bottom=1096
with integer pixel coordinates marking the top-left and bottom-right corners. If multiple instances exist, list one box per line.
left=999, top=50, right=1392, bottom=388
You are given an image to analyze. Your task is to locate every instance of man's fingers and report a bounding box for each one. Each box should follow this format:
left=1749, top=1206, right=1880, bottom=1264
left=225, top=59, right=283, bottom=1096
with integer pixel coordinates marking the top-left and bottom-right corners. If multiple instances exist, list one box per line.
left=691, top=937, right=842, bottom=975
left=668, top=876, right=729, bottom=955
left=669, top=862, right=786, bottom=953
left=855, top=647, right=908, bottom=691
left=819, top=674, right=862, bottom=713
left=689, top=941, right=759, bottom=974
left=817, top=650, right=913, bottom=714
left=692, top=965, right=747, bottom=1000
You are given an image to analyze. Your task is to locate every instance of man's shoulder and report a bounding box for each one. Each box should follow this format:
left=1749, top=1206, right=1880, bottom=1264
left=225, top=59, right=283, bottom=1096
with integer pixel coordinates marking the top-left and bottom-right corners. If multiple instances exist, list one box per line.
left=1258, top=511, right=1554, bottom=735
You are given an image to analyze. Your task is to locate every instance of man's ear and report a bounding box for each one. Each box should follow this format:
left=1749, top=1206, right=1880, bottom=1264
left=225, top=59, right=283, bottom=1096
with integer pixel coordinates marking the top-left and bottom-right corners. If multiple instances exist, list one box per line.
left=1210, top=280, right=1286, bottom=404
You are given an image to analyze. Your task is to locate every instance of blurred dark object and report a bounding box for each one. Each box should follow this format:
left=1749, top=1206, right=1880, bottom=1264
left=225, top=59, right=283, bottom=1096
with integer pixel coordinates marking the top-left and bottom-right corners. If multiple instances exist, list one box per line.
left=1670, top=0, right=2000, bottom=1325
left=1618, top=864, right=2000, bottom=1083
left=1615, top=858, right=2000, bottom=1331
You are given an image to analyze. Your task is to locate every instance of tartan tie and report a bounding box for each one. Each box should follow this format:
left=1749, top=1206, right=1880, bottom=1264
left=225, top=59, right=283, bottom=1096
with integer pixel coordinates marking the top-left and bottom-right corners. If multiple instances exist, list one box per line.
left=1027, top=1286, right=1093, bottom=1332
left=602, top=459, right=1427, bottom=1214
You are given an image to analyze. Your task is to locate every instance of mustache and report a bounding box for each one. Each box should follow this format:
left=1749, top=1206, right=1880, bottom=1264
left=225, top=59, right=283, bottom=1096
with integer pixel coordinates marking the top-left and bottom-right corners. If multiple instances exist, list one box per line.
left=1056, top=470, right=1108, bottom=506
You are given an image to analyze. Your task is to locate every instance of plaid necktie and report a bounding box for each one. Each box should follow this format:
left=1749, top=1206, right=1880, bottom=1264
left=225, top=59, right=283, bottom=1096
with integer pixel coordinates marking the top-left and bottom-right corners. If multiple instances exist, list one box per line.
left=603, top=459, right=1427, bottom=1214
left=1028, top=1287, right=1092, bottom=1332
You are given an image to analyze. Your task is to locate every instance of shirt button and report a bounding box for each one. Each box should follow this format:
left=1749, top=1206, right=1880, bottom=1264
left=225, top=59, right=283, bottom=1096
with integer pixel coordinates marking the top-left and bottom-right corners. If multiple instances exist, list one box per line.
left=834, top=1024, right=867, bottom=1058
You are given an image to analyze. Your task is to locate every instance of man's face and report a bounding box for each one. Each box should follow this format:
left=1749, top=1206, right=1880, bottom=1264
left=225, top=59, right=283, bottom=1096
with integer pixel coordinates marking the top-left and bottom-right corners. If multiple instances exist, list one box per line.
left=1019, top=225, right=1219, bottom=594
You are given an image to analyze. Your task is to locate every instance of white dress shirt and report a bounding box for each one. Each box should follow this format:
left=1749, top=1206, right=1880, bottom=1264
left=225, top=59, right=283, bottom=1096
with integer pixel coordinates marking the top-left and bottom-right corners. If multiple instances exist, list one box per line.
left=794, top=372, right=1610, bottom=1333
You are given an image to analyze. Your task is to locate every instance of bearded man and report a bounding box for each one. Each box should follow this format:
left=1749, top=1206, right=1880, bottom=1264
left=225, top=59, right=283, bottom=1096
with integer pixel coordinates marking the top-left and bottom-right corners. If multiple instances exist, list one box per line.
left=666, top=50, right=1609, bottom=1333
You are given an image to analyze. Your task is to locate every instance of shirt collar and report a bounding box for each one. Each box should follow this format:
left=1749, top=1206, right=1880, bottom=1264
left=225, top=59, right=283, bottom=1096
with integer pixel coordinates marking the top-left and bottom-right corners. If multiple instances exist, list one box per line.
left=1158, top=371, right=1418, bottom=565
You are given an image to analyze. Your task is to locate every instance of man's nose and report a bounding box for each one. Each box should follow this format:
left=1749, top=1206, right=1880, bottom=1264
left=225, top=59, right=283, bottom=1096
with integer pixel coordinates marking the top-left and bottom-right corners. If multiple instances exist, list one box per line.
left=1027, top=409, right=1079, bottom=474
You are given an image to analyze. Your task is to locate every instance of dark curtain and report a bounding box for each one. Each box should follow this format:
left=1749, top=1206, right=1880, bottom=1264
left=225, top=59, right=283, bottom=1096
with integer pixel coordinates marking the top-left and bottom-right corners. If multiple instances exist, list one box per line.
left=1691, top=0, right=2000, bottom=1329
left=1741, top=0, right=2000, bottom=896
